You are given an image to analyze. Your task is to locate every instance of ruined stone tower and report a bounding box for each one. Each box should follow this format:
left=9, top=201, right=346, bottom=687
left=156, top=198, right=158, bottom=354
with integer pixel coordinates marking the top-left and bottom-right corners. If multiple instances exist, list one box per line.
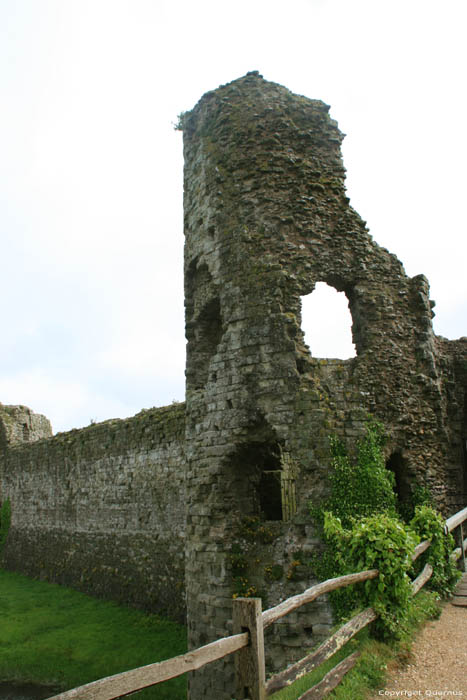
left=182, top=72, right=467, bottom=698
left=1, top=71, right=466, bottom=700
left=0, top=403, right=52, bottom=448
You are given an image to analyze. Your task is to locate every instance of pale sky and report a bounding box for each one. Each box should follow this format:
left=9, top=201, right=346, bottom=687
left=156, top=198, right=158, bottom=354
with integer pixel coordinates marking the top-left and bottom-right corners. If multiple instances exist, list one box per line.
left=1, top=0, right=466, bottom=433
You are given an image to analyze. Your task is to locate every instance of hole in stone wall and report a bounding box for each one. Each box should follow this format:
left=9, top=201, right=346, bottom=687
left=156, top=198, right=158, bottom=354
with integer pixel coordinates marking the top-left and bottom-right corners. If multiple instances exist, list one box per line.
left=386, top=452, right=412, bottom=506
left=228, top=441, right=283, bottom=521
left=259, top=468, right=283, bottom=521
left=185, top=261, right=223, bottom=390
left=226, top=415, right=298, bottom=521
left=191, top=298, right=223, bottom=389
left=301, top=282, right=356, bottom=358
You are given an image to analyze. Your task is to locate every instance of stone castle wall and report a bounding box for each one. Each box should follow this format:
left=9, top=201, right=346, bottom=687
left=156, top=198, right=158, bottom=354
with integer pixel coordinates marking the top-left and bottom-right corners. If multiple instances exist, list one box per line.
left=0, top=403, right=52, bottom=446
left=0, top=73, right=466, bottom=700
left=0, top=403, right=186, bottom=622
left=181, top=72, right=467, bottom=698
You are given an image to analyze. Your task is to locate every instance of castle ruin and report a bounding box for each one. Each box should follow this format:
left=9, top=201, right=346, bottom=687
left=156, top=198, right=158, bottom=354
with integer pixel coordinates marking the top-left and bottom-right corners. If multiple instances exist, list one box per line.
left=1, top=73, right=466, bottom=699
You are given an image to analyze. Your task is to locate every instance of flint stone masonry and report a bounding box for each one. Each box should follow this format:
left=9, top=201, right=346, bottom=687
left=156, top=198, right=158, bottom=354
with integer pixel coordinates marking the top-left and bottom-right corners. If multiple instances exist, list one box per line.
left=0, top=403, right=52, bottom=446
left=182, top=72, right=467, bottom=698
left=0, top=404, right=186, bottom=622
left=0, top=73, right=466, bottom=700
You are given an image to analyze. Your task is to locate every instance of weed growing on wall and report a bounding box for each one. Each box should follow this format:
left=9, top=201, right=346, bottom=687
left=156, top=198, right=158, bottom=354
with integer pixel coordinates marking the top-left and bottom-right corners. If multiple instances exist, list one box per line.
left=310, top=421, right=400, bottom=625
left=0, top=498, right=11, bottom=558
left=229, top=516, right=282, bottom=602
left=311, top=420, right=397, bottom=529
left=398, top=483, right=434, bottom=523
left=310, top=420, right=461, bottom=639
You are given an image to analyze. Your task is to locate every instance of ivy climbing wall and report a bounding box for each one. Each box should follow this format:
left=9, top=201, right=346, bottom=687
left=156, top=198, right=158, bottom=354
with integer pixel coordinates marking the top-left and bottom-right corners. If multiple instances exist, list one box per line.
left=0, top=72, right=466, bottom=700
left=182, top=72, right=467, bottom=698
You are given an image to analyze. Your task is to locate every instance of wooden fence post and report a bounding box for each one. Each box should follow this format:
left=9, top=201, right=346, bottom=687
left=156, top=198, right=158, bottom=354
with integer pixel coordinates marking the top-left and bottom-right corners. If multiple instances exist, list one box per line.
left=232, top=598, right=266, bottom=700
left=460, top=521, right=466, bottom=571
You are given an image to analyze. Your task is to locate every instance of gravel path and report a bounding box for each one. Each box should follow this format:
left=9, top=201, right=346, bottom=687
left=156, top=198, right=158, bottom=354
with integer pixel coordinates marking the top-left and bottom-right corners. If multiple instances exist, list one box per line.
left=368, top=600, right=467, bottom=698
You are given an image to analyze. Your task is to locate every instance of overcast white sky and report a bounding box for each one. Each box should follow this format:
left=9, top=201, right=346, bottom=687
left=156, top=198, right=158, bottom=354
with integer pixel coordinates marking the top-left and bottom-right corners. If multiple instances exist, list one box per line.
left=1, top=0, right=466, bottom=433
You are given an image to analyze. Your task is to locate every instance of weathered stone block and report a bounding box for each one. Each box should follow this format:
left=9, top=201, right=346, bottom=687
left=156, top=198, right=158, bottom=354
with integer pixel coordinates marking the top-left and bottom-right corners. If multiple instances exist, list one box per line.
left=182, top=72, right=467, bottom=699
left=1, top=71, right=466, bottom=700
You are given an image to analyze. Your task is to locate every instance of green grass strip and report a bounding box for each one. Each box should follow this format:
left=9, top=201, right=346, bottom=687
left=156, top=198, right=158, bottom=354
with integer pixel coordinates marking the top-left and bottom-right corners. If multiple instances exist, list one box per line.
left=0, top=570, right=442, bottom=700
left=0, top=570, right=187, bottom=699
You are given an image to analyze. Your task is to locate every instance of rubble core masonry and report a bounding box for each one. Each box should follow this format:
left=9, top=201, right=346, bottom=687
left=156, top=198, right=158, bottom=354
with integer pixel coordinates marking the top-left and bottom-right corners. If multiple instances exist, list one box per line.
left=1, top=73, right=466, bottom=700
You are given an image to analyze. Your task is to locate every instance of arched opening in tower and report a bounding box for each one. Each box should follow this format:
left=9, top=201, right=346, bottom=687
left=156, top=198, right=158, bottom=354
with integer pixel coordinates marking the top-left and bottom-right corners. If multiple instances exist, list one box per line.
left=237, top=442, right=283, bottom=520
left=386, top=451, right=412, bottom=508
left=185, top=260, right=223, bottom=390
left=226, top=437, right=298, bottom=522
left=301, top=282, right=356, bottom=359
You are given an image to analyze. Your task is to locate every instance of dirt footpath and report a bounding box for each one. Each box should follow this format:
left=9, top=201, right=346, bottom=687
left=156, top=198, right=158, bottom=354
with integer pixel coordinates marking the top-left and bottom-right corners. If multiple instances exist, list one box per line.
left=368, top=601, right=467, bottom=699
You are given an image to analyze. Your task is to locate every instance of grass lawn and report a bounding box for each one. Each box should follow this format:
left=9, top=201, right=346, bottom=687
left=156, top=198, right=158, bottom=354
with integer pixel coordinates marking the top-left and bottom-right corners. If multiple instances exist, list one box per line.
left=0, top=570, right=187, bottom=699
left=0, top=569, right=443, bottom=700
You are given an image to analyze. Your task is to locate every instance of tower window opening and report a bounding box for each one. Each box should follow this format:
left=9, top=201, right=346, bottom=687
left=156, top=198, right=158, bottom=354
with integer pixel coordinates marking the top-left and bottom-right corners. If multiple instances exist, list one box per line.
left=185, top=261, right=223, bottom=390
left=227, top=441, right=297, bottom=521
left=301, top=282, right=355, bottom=359
left=259, top=469, right=283, bottom=520
left=386, top=452, right=412, bottom=505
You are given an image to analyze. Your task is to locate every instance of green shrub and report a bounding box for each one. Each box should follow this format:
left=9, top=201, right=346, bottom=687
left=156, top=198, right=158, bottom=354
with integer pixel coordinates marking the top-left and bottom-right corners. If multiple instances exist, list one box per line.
left=410, top=505, right=461, bottom=596
left=309, top=420, right=399, bottom=621
left=324, top=512, right=418, bottom=639
left=309, top=420, right=460, bottom=640
left=398, top=483, right=434, bottom=523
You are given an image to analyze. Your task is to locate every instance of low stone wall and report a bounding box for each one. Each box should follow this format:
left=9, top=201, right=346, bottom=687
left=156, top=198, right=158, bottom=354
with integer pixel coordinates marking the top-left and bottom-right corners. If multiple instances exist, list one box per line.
left=0, top=403, right=187, bottom=622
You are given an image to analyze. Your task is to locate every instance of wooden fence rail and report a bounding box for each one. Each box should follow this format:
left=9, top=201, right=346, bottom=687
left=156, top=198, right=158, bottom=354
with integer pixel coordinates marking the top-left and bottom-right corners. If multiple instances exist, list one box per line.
left=48, top=633, right=249, bottom=700
left=445, top=505, right=467, bottom=571
left=261, top=570, right=379, bottom=629
left=47, top=505, right=467, bottom=700
left=412, top=539, right=431, bottom=561
left=444, top=506, right=467, bottom=533
left=265, top=607, right=378, bottom=695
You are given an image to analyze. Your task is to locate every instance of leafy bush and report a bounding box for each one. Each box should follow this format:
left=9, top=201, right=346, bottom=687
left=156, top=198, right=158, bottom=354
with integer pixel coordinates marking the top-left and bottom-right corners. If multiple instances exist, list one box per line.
left=324, top=512, right=418, bottom=638
left=309, top=420, right=400, bottom=621
left=398, top=483, right=434, bottom=523
left=410, top=505, right=461, bottom=595
left=309, top=420, right=461, bottom=640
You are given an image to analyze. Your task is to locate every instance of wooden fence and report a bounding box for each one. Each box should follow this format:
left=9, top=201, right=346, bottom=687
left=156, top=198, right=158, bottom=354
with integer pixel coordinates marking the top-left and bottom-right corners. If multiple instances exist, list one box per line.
left=48, top=505, right=467, bottom=700
left=445, top=505, right=467, bottom=571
